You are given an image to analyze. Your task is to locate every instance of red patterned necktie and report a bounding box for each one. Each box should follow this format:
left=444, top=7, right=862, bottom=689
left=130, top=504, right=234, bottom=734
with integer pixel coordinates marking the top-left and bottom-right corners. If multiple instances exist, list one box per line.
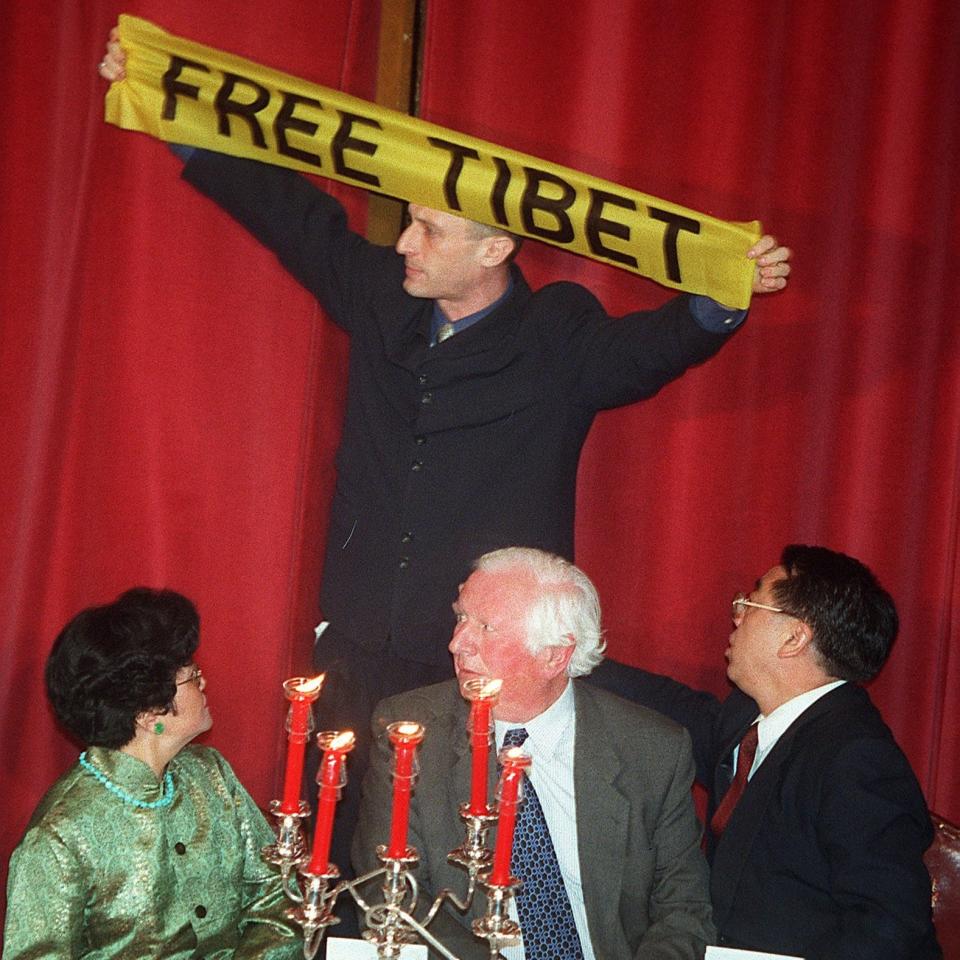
left=710, top=722, right=760, bottom=837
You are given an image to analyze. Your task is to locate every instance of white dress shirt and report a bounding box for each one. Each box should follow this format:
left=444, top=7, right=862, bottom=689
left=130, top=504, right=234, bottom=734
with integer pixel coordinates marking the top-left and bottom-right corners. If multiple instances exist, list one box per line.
left=494, top=680, right=594, bottom=960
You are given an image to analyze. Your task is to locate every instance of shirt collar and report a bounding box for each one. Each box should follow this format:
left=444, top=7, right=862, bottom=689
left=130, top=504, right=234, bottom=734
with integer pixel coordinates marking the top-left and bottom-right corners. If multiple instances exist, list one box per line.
left=494, top=678, right=575, bottom=760
left=756, top=679, right=847, bottom=756
left=431, top=274, right=515, bottom=345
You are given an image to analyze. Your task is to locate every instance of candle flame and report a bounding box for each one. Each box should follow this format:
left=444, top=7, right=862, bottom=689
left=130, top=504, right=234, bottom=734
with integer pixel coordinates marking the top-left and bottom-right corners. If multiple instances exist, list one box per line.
left=294, top=674, right=325, bottom=695
left=501, top=745, right=532, bottom=768
left=386, top=720, right=425, bottom=746
left=331, top=730, right=355, bottom=750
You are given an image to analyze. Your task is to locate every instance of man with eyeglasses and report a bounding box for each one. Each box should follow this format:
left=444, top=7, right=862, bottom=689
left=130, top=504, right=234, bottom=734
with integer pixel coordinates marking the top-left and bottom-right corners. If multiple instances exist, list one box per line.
left=588, top=544, right=940, bottom=959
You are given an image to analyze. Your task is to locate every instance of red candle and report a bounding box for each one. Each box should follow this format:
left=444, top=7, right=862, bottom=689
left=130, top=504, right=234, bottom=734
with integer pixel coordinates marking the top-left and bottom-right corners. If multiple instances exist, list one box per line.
left=280, top=675, right=324, bottom=814
left=463, top=677, right=503, bottom=816
left=488, top=747, right=532, bottom=886
left=306, top=730, right=355, bottom=875
left=386, top=721, right=425, bottom=859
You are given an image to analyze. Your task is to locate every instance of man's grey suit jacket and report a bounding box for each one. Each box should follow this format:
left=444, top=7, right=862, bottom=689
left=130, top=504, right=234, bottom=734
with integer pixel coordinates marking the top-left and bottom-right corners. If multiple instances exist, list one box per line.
left=353, top=678, right=713, bottom=959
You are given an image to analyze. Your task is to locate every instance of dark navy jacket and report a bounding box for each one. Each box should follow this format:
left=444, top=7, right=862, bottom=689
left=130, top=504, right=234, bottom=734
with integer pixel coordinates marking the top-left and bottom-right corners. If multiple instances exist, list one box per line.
left=183, top=152, right=733, bottom=666
left=588, top=660, right=941, bottom=959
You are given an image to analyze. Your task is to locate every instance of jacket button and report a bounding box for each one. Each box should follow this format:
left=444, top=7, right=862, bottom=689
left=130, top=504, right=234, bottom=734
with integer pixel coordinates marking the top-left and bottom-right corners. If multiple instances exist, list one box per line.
left=411, top=460, right=423, bottom=472
left=195, top=905, right=207, bottom=919
left=418, top=374, right=428, bottom=385
left=400, top=532, right=413, bottom=543
left=414, top=435, right=427, bottom=445
left=399, top=557, right=410, bottom=569
left=174, top=842, right=187, bottom=855
left=420, top=392, right=433, bottom=405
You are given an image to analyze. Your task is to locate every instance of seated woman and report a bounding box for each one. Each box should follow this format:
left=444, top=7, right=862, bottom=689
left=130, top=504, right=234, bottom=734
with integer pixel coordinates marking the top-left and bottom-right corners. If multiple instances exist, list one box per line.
left=4, top=588, right=301, bottom=959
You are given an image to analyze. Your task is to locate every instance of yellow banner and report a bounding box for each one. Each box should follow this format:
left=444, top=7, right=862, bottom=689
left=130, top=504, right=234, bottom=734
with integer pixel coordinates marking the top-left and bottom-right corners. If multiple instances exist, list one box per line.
left=106, top=14, right=760, bottom=307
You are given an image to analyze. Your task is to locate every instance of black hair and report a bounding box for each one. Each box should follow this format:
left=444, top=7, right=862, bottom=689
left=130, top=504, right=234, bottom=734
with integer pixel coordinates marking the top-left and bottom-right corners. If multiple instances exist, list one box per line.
left=45, top=588, right=200, bottom=748
left=773, top=545, right=898, bottom=682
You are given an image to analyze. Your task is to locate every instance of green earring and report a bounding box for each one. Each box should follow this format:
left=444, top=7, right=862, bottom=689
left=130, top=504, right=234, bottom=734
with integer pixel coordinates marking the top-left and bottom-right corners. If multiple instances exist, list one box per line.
left=154, top=722, right=165, bottom=735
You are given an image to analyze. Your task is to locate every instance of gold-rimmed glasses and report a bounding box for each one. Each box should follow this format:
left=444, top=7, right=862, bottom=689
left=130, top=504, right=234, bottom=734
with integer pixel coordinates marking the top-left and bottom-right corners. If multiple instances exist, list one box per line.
left=731, top=593, right=786, bottom=625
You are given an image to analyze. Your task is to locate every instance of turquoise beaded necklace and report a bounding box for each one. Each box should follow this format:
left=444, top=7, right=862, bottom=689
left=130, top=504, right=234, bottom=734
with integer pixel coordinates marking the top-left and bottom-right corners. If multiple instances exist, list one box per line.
left=78, top=751, right=174, bottom=809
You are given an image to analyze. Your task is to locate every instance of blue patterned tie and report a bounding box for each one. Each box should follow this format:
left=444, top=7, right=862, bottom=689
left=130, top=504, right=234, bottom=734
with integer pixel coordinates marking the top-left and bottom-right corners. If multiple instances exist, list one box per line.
left=502, top=727, right=584, bottom=960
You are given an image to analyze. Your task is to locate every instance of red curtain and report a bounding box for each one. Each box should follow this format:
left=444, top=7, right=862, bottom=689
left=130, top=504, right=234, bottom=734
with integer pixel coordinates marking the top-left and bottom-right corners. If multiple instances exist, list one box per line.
left=2, top=0, right=958, bottom=924
left=0, top=0, right=380, bottom=917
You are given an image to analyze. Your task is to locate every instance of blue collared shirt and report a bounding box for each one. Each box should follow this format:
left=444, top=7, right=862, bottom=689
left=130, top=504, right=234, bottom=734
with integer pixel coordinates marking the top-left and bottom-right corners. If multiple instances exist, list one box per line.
left=430, top=275, right=516, bottom=345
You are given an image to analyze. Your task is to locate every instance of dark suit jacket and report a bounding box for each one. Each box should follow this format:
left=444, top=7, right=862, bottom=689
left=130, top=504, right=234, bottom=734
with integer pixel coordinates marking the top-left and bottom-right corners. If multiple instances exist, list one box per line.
left=588, top=660, right=941, bottom=959
left=353, top=679, right=714, bottom=959
left=181, top=151, right=734, bottom=668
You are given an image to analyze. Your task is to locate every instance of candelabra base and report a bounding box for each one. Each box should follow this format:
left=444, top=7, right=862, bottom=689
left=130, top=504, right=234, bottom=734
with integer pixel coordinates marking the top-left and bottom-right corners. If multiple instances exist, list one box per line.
left=471, top=914, right=522, bottom=943
left=472, top=877, right=522, bottom=950
left=290, top=866, right=342, bottom=959
left=360, top=925, right=421, bottom=954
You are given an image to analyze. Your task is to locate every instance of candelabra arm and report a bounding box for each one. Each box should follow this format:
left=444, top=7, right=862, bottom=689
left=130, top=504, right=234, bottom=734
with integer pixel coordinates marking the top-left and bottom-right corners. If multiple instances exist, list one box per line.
left=352, top=868, right=419, bottom=921
left=280, top=860, right=305, bottom=904
left=421, top=873, right=478, bottom=926
left=327, top=865, right=391, bottom=912
left=389, top=906, right=464, bottom=960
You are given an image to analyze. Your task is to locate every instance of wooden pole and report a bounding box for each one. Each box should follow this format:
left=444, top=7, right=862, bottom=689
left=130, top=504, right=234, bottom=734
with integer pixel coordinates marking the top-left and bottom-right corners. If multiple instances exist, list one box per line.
left=366, top=0, right=422, bottom=245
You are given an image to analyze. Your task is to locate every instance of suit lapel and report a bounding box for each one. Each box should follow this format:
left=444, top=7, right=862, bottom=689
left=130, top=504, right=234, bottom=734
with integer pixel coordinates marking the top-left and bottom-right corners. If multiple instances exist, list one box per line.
left=573, top=685, right=630, bottom=953
left=448, top=701, right=474, bottom=818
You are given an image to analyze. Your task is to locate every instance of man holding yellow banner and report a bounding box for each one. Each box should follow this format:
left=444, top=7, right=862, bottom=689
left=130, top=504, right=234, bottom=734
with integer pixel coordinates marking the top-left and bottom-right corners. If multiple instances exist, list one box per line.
left=98, top=19, right=790, bottom=859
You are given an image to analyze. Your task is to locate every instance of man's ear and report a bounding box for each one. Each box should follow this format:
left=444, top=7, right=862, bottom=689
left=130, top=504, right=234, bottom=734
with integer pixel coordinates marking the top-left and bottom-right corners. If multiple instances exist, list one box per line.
left=480, top=234, right=515, bottom=268
left=778, top=621, right=814, bottom=660
left=541, top=638, right=576, bottom=677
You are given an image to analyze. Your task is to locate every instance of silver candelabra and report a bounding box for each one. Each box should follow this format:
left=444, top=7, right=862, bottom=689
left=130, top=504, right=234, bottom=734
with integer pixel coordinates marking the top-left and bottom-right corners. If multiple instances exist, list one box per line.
left=262, top=747, right=525, bottom=959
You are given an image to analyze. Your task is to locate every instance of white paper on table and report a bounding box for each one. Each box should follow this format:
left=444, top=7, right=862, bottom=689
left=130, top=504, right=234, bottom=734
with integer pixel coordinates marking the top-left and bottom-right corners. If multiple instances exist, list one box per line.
left=326, top=938, right=428, bottom=959
left=706, top=947, right=803, bottom=960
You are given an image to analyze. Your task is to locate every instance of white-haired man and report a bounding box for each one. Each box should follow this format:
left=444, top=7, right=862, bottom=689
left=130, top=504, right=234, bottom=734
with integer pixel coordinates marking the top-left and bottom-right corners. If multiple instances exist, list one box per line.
left=353, top=547, right=713, bottom=960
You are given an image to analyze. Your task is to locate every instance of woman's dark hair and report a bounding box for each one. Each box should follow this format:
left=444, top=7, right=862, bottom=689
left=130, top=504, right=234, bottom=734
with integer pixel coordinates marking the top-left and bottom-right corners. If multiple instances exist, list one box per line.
left=773, top=545, right=898, bottom=683
left=45, top=588, right=200, bottom=748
